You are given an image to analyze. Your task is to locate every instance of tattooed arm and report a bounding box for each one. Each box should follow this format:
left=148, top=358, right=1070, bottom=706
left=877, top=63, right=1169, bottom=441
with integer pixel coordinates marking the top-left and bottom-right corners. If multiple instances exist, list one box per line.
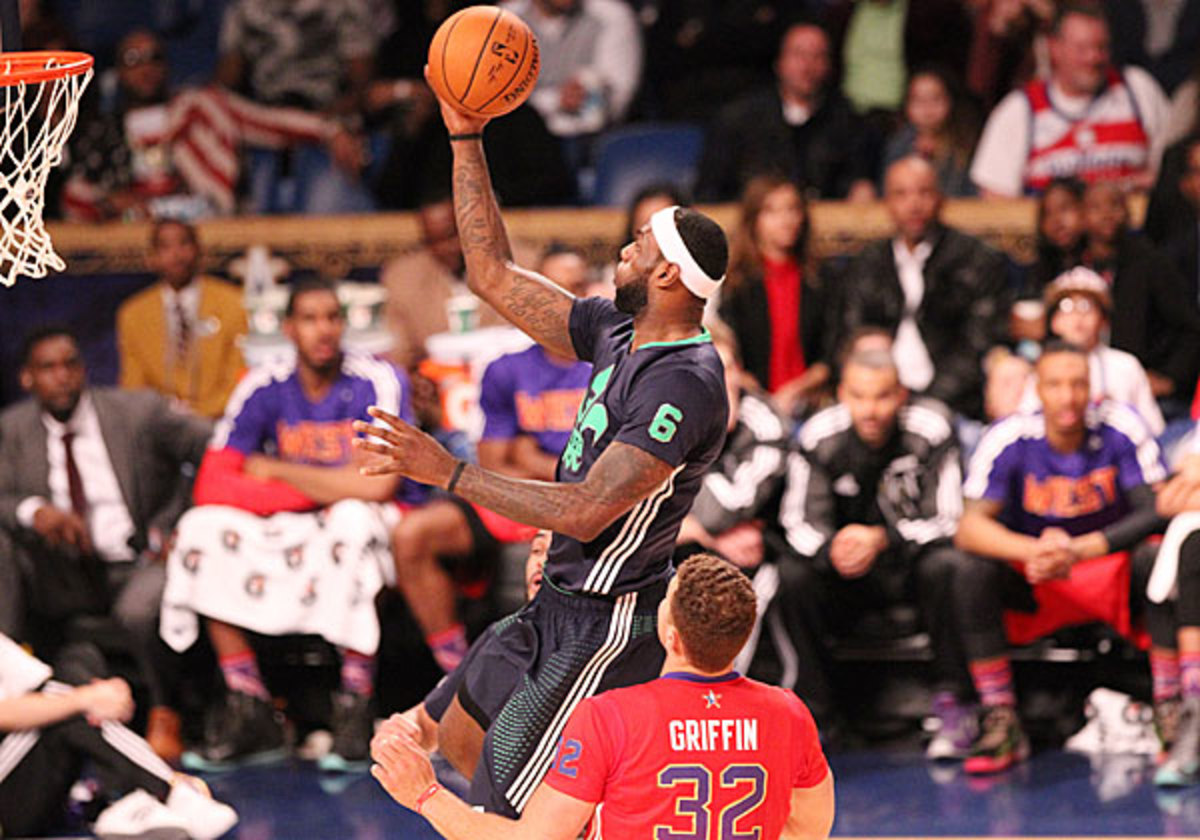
left=452, top=443, right=673, bottom=542
left=355, top=409, right=674, bottom=542
left=426, top=70, right=577, bottom=359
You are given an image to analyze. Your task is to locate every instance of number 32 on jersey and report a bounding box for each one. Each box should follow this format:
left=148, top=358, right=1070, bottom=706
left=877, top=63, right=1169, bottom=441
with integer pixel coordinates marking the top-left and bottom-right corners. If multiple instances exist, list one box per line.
left=655, top=763, right=768, bottom=840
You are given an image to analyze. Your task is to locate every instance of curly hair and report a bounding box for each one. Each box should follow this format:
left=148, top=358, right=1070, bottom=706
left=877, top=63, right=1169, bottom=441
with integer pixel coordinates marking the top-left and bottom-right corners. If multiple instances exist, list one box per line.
left=671, top=553, right=757, bottom=673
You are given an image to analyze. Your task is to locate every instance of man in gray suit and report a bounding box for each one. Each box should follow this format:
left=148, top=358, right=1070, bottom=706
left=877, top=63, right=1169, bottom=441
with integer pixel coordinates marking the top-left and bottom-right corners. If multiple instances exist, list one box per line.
left=0, top=325, right=212, bottom=760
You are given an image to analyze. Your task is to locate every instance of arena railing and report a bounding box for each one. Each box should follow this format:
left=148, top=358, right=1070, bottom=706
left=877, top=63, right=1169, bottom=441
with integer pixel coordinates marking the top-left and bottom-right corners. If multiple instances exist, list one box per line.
left=46, top=196, right=1146, bottom=278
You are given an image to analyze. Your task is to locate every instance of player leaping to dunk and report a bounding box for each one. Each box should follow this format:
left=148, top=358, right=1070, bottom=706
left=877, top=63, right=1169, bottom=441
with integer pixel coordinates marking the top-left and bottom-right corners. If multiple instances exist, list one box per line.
left=371, top=553, right=835, bottom=840
left=353, top=72, right=731, bottom=817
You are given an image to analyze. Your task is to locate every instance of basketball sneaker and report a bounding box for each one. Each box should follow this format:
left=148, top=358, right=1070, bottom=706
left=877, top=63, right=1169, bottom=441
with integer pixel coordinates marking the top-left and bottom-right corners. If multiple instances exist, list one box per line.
left=1156, top=696, right=1200, bottom=787
left=925, top=693, right=976, bottom=760
left=165, top=777, right=239, bottom=840
left=92, top=789, right=188, bottom=840
left=182, top=691, right=287, bottom=771
left=318, top=690, right=373, bottom=773
left=1156, top=696, right=1182, bottom=759
left=964, top=705, right=1029, bottom=775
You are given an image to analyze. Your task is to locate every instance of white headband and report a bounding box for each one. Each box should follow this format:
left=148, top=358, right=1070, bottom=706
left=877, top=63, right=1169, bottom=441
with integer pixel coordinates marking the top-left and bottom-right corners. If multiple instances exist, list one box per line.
left=649, top=206, right=724, bottom=300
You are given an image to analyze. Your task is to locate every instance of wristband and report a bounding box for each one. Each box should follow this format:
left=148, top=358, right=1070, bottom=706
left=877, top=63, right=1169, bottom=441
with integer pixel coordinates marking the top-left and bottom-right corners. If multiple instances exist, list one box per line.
left=416, top=782, right=442, bottom=814
left=447, top=460, right=467, bottom=493
left=448, top=132, right=483, bottom=142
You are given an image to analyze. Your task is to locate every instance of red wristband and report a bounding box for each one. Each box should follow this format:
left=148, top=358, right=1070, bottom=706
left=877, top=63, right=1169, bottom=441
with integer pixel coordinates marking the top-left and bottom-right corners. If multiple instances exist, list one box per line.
left=416, top=782, right=442, bottom=814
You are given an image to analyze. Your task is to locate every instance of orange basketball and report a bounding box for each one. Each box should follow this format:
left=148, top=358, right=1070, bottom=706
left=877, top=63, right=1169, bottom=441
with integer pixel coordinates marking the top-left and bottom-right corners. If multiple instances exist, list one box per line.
left=427, top=6, right=540, bottom=119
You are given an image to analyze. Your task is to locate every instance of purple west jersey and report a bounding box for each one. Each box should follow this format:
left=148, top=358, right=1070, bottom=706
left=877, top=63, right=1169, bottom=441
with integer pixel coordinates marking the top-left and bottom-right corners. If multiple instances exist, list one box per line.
left=548, top=297, right=728, bottom=596
left=211, top=350, right=425, bottom=503
left=963, top=400, right=1166, bottom=537
left=479, top=344, right=591, bottom=457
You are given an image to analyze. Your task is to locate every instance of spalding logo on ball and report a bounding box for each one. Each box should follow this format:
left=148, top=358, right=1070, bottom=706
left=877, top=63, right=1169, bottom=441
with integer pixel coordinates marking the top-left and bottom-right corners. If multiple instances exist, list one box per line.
left=427, top=5, right=540, bottom=118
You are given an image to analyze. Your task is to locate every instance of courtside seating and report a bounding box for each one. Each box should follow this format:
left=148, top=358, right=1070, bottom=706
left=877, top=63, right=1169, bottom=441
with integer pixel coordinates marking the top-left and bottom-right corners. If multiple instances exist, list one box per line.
left=587, top=122, right=704, bottom=207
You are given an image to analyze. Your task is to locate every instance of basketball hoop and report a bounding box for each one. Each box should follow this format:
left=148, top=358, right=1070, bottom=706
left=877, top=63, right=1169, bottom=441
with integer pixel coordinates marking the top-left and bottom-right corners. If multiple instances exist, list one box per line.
left=0, top=50, right=92, bottom=287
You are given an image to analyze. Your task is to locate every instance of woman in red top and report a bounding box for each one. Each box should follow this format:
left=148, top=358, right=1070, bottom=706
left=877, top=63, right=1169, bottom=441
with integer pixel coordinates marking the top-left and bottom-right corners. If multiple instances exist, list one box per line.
left=719, top=175, right=831, bottom=418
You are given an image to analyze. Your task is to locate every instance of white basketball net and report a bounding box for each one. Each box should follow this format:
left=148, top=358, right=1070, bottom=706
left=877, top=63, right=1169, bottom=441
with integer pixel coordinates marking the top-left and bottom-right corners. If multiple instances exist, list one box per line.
left=0, top=57, right=92, bottom=287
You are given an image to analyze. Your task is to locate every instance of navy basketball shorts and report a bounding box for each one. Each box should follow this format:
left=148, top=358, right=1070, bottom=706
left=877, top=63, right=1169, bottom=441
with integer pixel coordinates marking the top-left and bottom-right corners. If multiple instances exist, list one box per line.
left=457, top=577, right=667, bottom=817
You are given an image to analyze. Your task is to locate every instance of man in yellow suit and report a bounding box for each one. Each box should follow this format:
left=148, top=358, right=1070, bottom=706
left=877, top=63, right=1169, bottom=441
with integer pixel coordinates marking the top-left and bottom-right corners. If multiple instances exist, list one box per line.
left=117, top=220, right=247, bottom=418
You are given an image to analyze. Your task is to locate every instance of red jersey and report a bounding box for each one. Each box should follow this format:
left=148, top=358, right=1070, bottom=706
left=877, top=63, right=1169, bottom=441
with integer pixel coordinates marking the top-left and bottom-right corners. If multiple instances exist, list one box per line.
left=544, top=671, right=828, bottom=839
left=1022, top=70, right=1150, bottom=194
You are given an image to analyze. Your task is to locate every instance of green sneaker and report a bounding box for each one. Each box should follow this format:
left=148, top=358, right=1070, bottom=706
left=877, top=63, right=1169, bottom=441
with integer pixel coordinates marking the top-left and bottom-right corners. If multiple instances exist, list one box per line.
left=1156, top=696, right=1182, bottom=759
left=1156, top=697, right=1200, bottom=787
left=317, top=691, right=372, bottom=773
left=964, top=705, right=1029, bottom=775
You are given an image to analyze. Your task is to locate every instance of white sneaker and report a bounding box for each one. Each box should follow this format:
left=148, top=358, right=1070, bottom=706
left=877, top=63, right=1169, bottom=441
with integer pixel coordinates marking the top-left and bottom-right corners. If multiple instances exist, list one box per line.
left=1066, top=687, right=1160, bottom=756
left=93, top=789, right=189, bottom=840
left=166, top=778, right=239, bottom=840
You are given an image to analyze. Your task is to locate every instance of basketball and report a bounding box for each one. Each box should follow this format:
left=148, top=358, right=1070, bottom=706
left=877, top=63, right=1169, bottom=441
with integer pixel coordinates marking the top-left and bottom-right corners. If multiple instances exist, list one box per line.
left=426, top=6, right=540, bottom=119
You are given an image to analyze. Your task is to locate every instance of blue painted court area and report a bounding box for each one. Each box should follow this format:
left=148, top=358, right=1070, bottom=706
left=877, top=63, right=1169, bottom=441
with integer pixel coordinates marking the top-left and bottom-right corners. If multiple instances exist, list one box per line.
left=200, top=763, right=441, bottom=839
left=181, top=749, right=1200, bottom=838
left=829, top=750, right=1200, bottom=837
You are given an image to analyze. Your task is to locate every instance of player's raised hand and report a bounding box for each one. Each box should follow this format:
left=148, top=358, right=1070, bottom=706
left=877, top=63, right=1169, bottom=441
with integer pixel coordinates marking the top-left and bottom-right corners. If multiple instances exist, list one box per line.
left=423, top=65, right=489, bottom=136
left=371, top=728, right=437, bottom=811
left=353, top=407, right=457, bottom=488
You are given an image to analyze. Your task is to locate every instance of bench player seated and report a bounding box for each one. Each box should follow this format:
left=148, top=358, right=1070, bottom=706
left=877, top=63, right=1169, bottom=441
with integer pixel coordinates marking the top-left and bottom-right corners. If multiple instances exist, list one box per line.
left=162, top=277, right=422, bottom=772
left=1145, top=430, right=1200, bottom=786
left=776, top=348, right=968, bottom=754
left=954, top=341, right=1168, bottom=773
left=370, top=553, right=835, bottom=840
left=390, top=247, right=591, bottom=675
left=0, top=632, right=236, bottom=839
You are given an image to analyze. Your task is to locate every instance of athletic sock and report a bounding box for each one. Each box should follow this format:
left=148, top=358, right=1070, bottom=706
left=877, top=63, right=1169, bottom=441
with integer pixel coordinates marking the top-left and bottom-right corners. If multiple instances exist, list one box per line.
left=339, top=649, right=376, bottom=698
left=427, top=625, right=469, bottom=674
left=1151, top=649, right=1182, bottom=703
left=969, top=658, right=1016, bottom=708
left=1180, top=651, right=1200, bottom=700
left=218, top=650, right=269, bottom=700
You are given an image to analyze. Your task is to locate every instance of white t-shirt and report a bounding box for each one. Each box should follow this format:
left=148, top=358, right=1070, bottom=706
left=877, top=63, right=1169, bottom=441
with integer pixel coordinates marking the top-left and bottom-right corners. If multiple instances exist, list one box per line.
left=1167, top=79, right=1197, bottom=146
left=508, top=0, right=643, bottom=136
left=0, top=634, right=52, bottom=702
left=1018, top=344, right=1165, bottom=435
left=971, top=66, right=1171, bottom=196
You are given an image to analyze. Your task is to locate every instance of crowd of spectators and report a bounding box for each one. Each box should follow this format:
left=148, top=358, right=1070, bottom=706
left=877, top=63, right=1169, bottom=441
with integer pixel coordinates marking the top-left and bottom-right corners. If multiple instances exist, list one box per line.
left=9, top=0, right=1200, bottom=833
left=25, top=0, right=1199, bottom=216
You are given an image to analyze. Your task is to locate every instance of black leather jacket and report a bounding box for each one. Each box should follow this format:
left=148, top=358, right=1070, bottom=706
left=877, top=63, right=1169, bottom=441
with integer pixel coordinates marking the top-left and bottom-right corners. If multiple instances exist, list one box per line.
left=838, top=224, right=1008, bottom=419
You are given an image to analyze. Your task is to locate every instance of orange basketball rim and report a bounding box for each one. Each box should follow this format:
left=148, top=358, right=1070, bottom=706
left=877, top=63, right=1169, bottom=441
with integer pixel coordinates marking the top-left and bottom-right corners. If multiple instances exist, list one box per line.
left=0, top=49, right=93, bottom=287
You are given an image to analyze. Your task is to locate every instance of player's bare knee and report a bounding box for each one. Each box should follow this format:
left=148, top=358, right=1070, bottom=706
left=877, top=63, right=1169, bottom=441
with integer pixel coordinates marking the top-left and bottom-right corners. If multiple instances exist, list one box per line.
left=391, top=520, right=431, bottom=566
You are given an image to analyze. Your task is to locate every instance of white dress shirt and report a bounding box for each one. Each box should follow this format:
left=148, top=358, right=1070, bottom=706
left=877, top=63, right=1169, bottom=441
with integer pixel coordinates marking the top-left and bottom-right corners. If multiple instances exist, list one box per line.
left=891, top=239, right=936, bottom=392
left=15, top=395, right=137, bottom=562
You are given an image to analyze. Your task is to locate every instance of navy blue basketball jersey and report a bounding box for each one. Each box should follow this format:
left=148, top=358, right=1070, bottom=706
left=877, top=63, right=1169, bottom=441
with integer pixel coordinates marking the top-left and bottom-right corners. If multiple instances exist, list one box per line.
left=547, top=297, right=728, bottom=595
